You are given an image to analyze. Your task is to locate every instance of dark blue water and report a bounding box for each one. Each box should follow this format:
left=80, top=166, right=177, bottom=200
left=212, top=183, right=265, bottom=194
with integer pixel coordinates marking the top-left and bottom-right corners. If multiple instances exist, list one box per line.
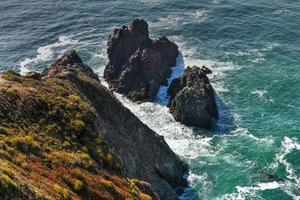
left=1, top=1, right=300, bottom=199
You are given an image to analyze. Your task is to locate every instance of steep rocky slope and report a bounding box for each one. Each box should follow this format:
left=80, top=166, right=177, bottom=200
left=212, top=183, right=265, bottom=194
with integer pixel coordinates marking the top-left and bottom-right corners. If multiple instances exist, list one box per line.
left=104, top=18, right=178, bottom=102
left=0, top=50, right=187, bottom=200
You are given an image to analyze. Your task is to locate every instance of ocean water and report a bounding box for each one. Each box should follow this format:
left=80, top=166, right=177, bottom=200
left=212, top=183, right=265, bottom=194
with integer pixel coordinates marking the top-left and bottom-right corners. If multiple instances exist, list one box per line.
left=1, top=0, right=300, bottom=199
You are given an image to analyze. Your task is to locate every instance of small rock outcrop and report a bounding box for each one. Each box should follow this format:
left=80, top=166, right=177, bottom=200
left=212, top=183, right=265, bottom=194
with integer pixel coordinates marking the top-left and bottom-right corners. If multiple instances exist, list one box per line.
left=168, top=66, right=218, bottom=128
left=0, top=50, right=187, bottom=200
left=43, top=49, right=99, bottom=81
left=104, top=18, right=178, bottom=102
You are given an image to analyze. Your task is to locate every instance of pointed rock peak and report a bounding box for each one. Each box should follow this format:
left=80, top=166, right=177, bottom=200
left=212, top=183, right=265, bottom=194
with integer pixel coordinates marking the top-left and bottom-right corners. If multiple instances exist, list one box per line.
left=43, top=49, right=99, bottom=81
left=129, top=18, right=149, bottom=37
left=52, top=49, right=83, bottom=67
left=200, top=65, right=212, bottom=74
left=186, top=65, right=212, bottom=75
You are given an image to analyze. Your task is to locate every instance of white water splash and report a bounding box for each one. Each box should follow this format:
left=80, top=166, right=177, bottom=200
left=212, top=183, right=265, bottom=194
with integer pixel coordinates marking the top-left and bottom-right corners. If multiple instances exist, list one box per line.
left=226, top=42, right=280, bottom=64
left=251, top=89, right=274, bottom=103
left=19, top=35, right=78, bottom=74
left=149, top=10, right=209, bottom=29
left=216, top=180, right=284, bottom=200
left=272, top=137, right=300, bottom=186
left=169, top=35, right=239, bottom=93
left=155, top=53, right=185, bottom=105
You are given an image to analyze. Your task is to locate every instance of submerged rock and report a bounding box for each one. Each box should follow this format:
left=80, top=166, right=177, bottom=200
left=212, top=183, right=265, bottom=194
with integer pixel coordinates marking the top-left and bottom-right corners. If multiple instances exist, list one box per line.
left=104, top=18, right=178, bottom=102
left=0, top=50, right=187, bottom=200
left=260, top=173, right=285, bottom=182
left=168, top=66, right=218, bottom=128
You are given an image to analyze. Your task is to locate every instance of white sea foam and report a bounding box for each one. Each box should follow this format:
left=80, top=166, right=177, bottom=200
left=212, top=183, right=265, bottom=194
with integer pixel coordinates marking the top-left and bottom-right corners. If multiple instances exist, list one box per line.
left=226, top=42, right=280, bottom=64
left=149, top=10, right=208, bottom=29
left=93, top=42, right=109, bottom=76
left=169, top=35, right=239, bottom=93
left=217, top=181, right=282, bottom=200
left=155, top=53, right=184, bottom=105
left=140, top=0, right=164, bottom=6
left=251, top=89, right=274, bottom=103
left=265, top=137, right=300, bottom=199
left=19, top=35, right=78, bottom=74
left=251, top=89, right=267, bottom=98
left=272, top=137, right=300, bottom=185
left=189, top=172, right=214, bottom=199
left=273, top=9, right=290, bottom=15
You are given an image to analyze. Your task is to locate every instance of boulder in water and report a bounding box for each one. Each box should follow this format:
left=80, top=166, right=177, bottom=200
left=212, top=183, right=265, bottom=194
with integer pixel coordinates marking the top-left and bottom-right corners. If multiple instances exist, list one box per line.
left=168, top=66, right=218, bottom=128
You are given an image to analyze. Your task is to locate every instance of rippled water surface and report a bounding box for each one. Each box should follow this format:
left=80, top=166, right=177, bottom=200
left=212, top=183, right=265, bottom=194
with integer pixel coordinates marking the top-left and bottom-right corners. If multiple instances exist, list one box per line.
left=1, top=0, right=300, bottom=199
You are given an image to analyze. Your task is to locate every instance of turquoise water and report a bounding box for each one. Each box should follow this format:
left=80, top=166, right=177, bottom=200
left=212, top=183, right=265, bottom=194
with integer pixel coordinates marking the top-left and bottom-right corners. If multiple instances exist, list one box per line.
left=1, top=1, right=300, bottom=199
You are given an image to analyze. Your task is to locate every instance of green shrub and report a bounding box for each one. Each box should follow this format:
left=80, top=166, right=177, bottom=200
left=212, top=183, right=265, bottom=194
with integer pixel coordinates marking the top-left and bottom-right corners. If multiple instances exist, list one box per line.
left=0, top=127, right=8, bottom=135
left=53, top=184, right=70, bottom=200
left=2, top=70, right=23, bottom=83
left=0, top=173, right=16, bottom=190
left=72, top=179, right=83, bottom=192
left=0, top=88, right=18, bottom=99
left=10, top=135, right=41, bottom=154
left=69, top=119, right=85, bottom=132
left=66, top=178, right=84, bottom=192
left=0, top=150, right=11, bottom=160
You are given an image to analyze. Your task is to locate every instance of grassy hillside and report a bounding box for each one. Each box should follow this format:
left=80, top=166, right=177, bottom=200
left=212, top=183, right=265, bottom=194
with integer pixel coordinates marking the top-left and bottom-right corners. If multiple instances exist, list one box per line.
left=0, top=70, right=156, bottom=200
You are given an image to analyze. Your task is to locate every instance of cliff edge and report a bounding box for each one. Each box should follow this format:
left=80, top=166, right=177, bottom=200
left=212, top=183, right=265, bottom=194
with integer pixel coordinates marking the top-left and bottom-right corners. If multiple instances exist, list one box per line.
left=0, top=50, right=187, bottom=200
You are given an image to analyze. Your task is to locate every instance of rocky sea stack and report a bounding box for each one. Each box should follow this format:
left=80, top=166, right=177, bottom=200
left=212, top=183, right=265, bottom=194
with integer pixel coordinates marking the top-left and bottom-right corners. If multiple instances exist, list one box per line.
left=104, top=18, right=219, bottom=129
left=0, top=50, right=187, bottom=200
left=168, top=66, right=219, bottom=128
left=104, top=18, right=179, bottom=102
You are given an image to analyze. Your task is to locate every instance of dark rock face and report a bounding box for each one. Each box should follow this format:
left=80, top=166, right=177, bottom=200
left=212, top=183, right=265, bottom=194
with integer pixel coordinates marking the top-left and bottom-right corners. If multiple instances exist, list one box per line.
left=43, top=49, right=99, bottom=81
left=104, top=18, right=179, bottom=102
left=168, top=66, right=218, bottom=128
left=44, top=50, right=187, bottom=199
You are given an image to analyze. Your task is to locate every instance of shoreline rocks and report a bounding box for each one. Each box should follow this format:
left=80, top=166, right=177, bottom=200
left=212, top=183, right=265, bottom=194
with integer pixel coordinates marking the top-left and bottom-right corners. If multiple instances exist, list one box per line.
left=104, top=18, right=179, bottom=102
left=104, top=19, right=219, bottom=129
left=168, top=66, right=218, bottom=128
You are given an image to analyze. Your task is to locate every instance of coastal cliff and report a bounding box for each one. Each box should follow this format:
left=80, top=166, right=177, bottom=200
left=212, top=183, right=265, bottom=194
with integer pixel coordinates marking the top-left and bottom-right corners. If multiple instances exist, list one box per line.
left=0, top=50, right=187, bottom=200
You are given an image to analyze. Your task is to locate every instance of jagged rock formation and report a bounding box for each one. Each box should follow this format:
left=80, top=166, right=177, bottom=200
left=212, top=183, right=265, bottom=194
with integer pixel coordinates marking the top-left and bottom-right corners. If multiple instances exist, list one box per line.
left=104, top=18, right=178, bottom=102
left=0, top=50, right=187, bottom=200
left=168, top=66, right=218, bottom=128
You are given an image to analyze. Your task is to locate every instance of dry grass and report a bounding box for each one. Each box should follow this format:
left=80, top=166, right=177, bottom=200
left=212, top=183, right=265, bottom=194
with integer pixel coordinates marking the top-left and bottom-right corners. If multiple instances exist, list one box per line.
left=0, top=72, right=155, bottom=200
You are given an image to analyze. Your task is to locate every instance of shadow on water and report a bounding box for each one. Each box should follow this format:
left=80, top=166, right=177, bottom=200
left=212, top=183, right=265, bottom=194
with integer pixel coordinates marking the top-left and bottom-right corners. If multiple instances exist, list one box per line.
left=212, top=92, right=236, bottom=133
left=180, top=187, right=202, bottom=200
left=188, top=91, right=236, bottom=135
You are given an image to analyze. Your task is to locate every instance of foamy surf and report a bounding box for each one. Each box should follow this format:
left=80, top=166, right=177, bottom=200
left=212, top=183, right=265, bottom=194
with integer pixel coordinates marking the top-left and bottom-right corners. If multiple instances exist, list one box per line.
left=169, top=35, right=239, bottom=93
left=272, top=137, right=300, bottom=186
left=149, top=10, right=209, bottom=29
left=19, top=35, right=78, bottom=74
left=155, top=53, right=185, bottom=105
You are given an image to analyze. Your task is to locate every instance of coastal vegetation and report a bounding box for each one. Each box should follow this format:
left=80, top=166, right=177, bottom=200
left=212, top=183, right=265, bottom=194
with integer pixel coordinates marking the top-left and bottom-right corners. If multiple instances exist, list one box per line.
left=0, top=62, right=156, bottom=200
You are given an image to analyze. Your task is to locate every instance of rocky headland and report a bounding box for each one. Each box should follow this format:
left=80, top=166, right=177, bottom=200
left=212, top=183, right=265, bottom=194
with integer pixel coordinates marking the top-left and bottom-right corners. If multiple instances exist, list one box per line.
left=0, top=50, right=187, bottom=200
left=0, top=18, right=220, bottom=200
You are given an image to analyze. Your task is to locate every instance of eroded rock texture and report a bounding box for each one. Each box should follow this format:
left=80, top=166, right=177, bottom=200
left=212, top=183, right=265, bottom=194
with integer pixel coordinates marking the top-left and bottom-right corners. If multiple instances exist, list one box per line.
left=104, top=18, right=179, bottom=102
left=168, top=66, right=218, bottom=128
